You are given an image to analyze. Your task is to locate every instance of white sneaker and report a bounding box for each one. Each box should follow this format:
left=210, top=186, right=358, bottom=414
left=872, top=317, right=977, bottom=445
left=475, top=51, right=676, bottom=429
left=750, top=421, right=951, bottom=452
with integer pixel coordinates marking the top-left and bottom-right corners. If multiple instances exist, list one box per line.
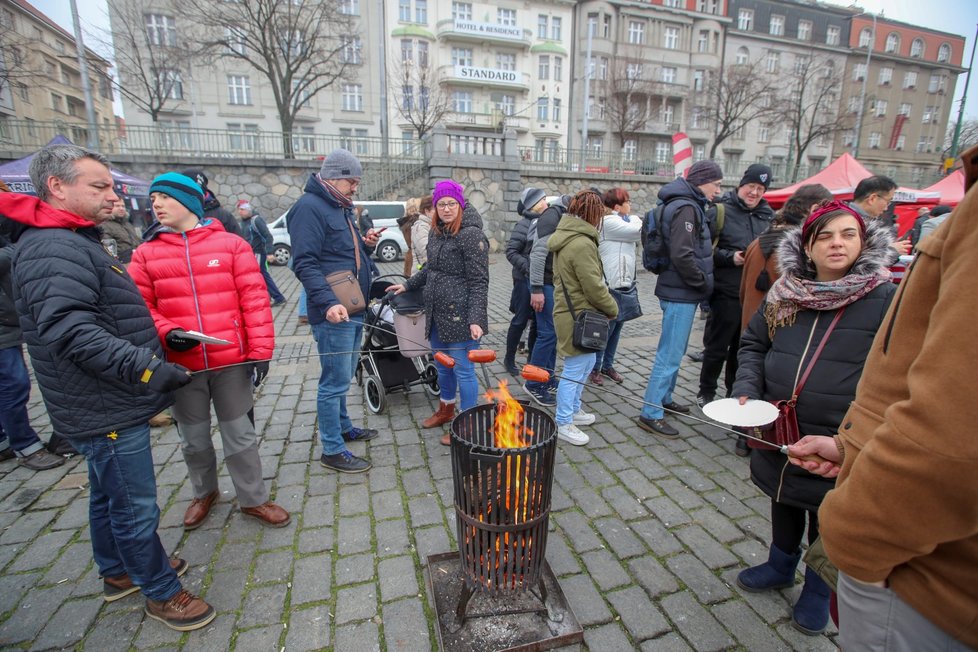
left=572, top=410, right=596, bottom=426
left=557, top=423, right=590, bottom=446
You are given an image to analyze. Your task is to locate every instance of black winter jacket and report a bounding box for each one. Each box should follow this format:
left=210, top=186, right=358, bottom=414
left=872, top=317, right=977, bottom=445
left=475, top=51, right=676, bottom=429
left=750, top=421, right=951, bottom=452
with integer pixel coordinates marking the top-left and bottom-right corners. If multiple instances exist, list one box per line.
left=528, top=203, right=567, bottom=291
left=0, top=232, right=21, bottom=349
left=711, top=192, right=774, bottom=299
left=204, top=193, right=243, bottom=237
left=406, top=206, right=489, bottom=343
left=0, top=194, right=172, bottom=439
left=505, top=211, right=539, bottom=282
left=242, top=214, right=273, bottom=257
left=732, top=221, right=896, bottom=511
left=654, top=177, right=715, bottom=304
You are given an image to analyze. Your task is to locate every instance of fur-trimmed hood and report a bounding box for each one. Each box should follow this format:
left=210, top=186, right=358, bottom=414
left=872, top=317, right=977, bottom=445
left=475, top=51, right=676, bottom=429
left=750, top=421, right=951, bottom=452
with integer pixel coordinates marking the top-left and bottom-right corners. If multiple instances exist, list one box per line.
left=776, top=219, right=894, bottom=280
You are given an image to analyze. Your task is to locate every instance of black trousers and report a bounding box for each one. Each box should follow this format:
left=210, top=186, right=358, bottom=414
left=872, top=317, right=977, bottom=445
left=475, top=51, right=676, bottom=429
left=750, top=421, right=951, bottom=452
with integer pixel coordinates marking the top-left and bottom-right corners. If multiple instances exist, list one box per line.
left=505, top=279, right=536, bottom=363
left=698, top=294, right=742, bottom=398
left=771, top=500, right=820, bottom=553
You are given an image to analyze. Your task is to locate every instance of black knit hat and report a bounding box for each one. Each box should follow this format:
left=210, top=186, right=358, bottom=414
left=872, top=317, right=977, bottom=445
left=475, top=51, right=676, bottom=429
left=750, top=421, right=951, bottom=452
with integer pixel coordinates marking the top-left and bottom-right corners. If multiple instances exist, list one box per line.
left=739, top=163, right=773, bottom=190
left=686, top=160, right=724, bottom=186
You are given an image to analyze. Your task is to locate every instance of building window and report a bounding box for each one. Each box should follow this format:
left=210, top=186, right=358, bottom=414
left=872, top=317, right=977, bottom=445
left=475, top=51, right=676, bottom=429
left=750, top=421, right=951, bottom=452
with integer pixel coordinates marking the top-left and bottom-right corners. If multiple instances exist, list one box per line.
left=869, top=132, right=881, bottom=149
left=878, top=67, right=892, bottom=85
left=769, top=15, right=784, bottom=37
left=697, top=30, right=708, bottom=52
left=598, top=57, right=608, bottom=80
left=885, top=32, right=900, bottom=54
left=225, top=26, right=246, bottom=54
left=537, top=15, right=548, bottom=39
left=663, top=0, right=682, bottom=7
left=341, top=83, right=363, bottom=111
left=758, top=125, right=770, bottom=142
left=602, top=14, right=611, bottom=38
left=826, top=26, right=840, bottom=46
left=628, top=21, right=644, bottom=44
left=497, top=53, right=516, bottom=71
left=292, top=126, right=315, bottom=153
left=696, top=0, right=719, bottom=14
left=910, top=38, right=924, bottom=58
left=904, top=71, right=918, bottom=89
left=894, top=134, right=905, bottom=150
left=398, top=0, right=410, bottom=22
left=452, top=2, right=471, bottom=20
left=929, top=74, right=946, bottom=93
left=452, top=91, right=472, bottom=113
left=402, top=85, right=414, bottom=110
left=227, top=123, right=259, bottom=151
left=553, top=57, right=563, bottom=81
left=655, top=141, right=670, bottom=163
left=493, top=93, right=515, bottom=115
left=664, top=26, right=679, bottom=49
left=737, top=9, right=752, bottom=31
left=858, top=28, right=873, bottom=48
left=853, top=63, right=867, bottom=81
left=627, top=63, right=644, bottom=80
left=765, top=51, right=780, bottom=74
left=797, top=20, right=811, bottom=41
left=922, top=105, right=936, bottom=123
left=452, top=48, right=473, bottom=67
left=874, top=100, right=887, bottom=117
left=538, top=55, right=550, bottom=80
left=551, top=17, right=562, bottom=40
left=339, top=0, right=359, bottom=15
left=660, top=66, right=676, bottom=83
left=693, top=143, right=706, bottom=160
left=50, top=93, right=64, bottom=113
left=415, top=0, right=427, bottom=23
left=623, top=139, right=637, bottom=161
left=794, top=56, right=809, bottom=75
left=536, top=97, right=549, bottom=121
left=899, top=102, right=912, bottom=117
left=938, top=43, right=951, bottom=63
left=227, top=75, right=251, bottom=105
left=163, top=69, right=183, bottom=100
left=552, top=98, right=561, bottom=122
left=341, top=36, right=362, bottom=64
left=587, top=136, right=603, bottom=156
left=144, top=14, right=176, bottom=47
left=693, top=69, right=704, bottom=91
left=735, top=47, right=749, bottom=65
left=497, top=8, right=516, bottom=26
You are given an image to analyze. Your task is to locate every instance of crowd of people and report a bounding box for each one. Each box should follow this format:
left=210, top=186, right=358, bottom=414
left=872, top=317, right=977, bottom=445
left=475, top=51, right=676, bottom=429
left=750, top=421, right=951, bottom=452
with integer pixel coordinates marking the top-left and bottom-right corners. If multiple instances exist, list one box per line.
left=0, top=140, right=973, bottom=649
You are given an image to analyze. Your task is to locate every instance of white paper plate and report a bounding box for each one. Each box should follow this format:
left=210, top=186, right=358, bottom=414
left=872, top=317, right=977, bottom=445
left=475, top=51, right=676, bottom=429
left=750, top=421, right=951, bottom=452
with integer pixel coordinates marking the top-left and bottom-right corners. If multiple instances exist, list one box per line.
left=701, top=398, right=779, bottom=427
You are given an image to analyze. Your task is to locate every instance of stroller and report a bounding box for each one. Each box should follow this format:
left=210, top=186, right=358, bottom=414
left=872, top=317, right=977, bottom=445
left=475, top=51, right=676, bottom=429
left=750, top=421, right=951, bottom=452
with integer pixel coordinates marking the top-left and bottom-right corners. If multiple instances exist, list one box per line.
left=355, top=275, right=439, bottom=413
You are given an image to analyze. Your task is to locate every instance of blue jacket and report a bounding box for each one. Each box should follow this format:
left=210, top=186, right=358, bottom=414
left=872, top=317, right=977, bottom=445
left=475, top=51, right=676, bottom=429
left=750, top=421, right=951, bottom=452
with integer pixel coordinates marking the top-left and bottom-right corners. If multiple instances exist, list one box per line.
left=289, top=175, right=377, bottom=324
left=654, top=177, right=715, bottom=304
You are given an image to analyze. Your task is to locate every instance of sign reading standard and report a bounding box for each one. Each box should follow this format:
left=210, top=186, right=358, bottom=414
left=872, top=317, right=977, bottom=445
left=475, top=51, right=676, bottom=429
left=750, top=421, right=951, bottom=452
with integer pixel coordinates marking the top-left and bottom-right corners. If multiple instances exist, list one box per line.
left=453, top=20, right=523, bottom=40
left=456, top=66, right=518, bottom=83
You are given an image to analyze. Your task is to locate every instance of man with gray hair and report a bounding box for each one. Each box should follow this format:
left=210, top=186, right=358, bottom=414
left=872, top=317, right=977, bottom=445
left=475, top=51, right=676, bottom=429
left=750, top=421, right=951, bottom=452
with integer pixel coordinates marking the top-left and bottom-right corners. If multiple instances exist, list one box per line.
left=0, top=144, right=215, bottom=631
left=289, top=149, right=381, bottom=473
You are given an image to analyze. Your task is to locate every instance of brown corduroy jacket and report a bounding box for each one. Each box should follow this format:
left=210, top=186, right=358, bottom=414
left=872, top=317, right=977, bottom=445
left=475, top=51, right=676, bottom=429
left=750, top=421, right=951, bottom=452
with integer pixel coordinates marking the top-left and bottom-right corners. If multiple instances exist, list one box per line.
left=819, top=144, right=978, bottom=647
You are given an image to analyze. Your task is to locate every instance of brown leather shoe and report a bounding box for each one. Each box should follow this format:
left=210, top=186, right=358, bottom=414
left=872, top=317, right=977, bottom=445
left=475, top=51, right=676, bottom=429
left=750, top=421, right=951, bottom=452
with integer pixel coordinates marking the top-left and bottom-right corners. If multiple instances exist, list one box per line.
left=240, top=501, right=291, bottom=528
left=104, top=558, right=188, bottom=602
left=17, top=448, right=66, bottom=471
left=183, top=491, right=219, bottom=530
left=144, top=589, right=216, bottom=631
left=422, top=401, right=456, bottom=429
left=588, top=370, right=604, bottom=386
left=600, top=367, right=625, bottom=383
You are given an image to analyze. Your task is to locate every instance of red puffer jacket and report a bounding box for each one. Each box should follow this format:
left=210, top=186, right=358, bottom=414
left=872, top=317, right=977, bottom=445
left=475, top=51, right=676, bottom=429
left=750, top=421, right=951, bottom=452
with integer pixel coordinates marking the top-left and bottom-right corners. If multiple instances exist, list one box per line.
left=129, top=221, right=274, bottom=371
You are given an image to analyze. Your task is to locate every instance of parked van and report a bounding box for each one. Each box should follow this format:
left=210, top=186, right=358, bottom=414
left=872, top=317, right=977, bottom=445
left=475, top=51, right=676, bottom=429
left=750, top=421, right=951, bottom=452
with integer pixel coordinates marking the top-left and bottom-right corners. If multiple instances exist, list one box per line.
left=267, top=200, right=409, bottom=265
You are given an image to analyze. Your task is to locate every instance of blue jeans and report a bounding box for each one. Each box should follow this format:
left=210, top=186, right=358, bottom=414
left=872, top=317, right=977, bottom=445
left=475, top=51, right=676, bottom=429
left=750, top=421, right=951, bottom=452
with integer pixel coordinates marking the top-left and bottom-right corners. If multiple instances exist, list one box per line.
left=641, top=300, right=698, bottom=420
left=258, top=255, right=285, bottom=303
left=73, top=423, right=181, bottom=602
left=526, top=283, right=556, bottom=390
left=429, top=326, right=479, bottom=410
left=0, top=345, right=44, bottom=457
left=556, top=353, right=595, bottom=426
left=298, top=289, right=307, bottom=318
left=593, top=320, right=625, bottom=373
left=311, top=316, right=363, bottom=456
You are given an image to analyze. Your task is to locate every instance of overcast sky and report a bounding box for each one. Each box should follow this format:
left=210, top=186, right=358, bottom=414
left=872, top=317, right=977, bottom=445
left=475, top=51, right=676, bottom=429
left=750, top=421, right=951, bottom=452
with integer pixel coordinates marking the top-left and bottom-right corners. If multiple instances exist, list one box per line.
left=31, top=0, right=978, bottom=122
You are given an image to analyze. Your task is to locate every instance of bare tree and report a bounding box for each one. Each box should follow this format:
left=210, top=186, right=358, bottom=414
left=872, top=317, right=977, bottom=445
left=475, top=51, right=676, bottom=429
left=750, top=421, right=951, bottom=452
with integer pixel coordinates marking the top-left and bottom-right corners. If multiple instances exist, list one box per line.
left=389, top=57, right=451, bottom=141
left=776, top=54, right=851, bottom=182
left=700, top=60, right=782, bottom=158
left=604, top=60, right=657, bottom=150
left=104, top=1, right=189, bottom=123
left=0, top=25, right=36, bottom=102
left=185, top=0, right=355, bottom=157
left=945, top=118, right=978, bottom=158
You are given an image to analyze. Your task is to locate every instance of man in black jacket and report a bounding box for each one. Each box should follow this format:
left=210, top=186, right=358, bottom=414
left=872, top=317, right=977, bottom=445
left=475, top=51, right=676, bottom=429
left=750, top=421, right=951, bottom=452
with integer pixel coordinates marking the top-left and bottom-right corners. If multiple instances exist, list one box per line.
left=238, top=199, right=286, bottom=305
left=0, top=145, right=215, bottom=631
left=697, top=165, right=775, bottom=454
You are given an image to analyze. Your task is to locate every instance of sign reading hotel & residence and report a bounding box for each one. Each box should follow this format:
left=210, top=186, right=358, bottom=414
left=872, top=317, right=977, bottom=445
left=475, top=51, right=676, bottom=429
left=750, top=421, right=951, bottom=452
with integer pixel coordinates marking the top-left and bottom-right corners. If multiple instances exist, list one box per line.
left=455, top=66, right=519, bottom=83
left=453, top=20, right=523, bottom=40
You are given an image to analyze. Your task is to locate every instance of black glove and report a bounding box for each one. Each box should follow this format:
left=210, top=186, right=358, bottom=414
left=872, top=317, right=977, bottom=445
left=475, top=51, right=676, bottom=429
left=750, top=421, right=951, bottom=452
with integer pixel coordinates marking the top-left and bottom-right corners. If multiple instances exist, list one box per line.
left=166, top=329, right=200, bottom=352
left=145, top=360, right=193, bottom=393
left=252, top=360, right=270, bottom=387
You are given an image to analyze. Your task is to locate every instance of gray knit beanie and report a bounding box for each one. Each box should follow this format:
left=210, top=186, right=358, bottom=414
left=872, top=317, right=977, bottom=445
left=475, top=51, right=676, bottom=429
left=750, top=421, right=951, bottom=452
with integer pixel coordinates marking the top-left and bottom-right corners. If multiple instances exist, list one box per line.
left=320, top=149, right=363, bottom=180
left=686, top=160, right=724, bottom=186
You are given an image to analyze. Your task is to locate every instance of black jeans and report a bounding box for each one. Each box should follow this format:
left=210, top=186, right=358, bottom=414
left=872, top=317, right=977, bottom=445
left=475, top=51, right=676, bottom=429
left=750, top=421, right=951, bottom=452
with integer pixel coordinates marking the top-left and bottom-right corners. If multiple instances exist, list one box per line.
left=698, top=294, right=741, bottom=398
left=772, top=500, right=820, bottom=553
left=505, top=279, right=536, bottom=362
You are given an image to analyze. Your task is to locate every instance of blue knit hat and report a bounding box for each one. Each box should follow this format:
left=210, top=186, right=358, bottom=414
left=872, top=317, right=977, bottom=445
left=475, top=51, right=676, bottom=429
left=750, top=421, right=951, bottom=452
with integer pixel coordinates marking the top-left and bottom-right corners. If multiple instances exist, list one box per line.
left=149, top=172, right=205, bottom=219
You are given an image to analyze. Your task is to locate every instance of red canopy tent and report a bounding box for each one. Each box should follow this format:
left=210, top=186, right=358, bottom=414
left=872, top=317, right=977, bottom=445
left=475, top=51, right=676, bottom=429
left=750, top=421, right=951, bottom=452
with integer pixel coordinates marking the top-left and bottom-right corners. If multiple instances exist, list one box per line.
left=763, top=153, right=872, bottom=208
left=892, top=169, right=964, bottom=236
left=921, top=169, right=965, bottom=206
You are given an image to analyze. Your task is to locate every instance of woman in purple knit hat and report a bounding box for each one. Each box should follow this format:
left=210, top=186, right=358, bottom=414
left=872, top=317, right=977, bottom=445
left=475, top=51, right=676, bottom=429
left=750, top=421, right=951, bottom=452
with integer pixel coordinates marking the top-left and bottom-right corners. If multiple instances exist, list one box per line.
left=388, top=180, right=489, bottom=445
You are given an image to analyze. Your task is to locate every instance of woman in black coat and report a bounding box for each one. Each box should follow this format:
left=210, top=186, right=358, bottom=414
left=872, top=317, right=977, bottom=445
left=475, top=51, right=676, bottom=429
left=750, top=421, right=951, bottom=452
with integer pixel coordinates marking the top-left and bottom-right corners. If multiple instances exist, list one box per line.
left=731, top=201, right=896, bottom=636
left=389, top=180, right=489, bottom=445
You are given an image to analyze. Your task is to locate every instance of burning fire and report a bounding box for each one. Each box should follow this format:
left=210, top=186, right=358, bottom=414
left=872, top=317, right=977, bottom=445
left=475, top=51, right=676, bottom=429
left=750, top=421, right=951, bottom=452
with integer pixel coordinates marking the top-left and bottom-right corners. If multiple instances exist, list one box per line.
left=485, top=380, right=534, bottom=448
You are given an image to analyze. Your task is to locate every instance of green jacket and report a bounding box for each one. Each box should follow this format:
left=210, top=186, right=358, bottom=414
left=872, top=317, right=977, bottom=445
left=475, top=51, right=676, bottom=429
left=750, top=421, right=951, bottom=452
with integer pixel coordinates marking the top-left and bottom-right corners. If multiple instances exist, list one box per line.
left=549, top=215, right=618, bottom=358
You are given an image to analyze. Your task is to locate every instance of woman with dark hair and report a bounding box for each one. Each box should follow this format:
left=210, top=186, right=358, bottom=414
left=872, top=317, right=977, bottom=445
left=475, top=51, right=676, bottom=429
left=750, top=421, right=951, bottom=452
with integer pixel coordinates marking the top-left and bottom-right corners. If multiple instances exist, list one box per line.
left=739, top=184, right=833, bottom=332
left=589, top=187, right=642, bottom=386
left=731, top=200, right=896, bottom=635
left=388, top=180, right=489, bottom=445
left=549, top=190, right=618, bottom=446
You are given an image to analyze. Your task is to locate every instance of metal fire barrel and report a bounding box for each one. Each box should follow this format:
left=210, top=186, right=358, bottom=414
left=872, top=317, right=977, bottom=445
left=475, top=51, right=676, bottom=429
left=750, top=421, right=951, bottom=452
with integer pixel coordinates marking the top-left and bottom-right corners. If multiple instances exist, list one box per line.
left=449, top=403, right=557, bottom=595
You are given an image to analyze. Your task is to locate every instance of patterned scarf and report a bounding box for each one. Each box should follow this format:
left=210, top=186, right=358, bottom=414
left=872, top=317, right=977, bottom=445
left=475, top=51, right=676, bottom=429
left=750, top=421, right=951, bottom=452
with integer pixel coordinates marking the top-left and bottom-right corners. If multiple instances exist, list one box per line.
left=763, top=271, right=889, bottom=338
left=316, top=175, right=354, bottom=208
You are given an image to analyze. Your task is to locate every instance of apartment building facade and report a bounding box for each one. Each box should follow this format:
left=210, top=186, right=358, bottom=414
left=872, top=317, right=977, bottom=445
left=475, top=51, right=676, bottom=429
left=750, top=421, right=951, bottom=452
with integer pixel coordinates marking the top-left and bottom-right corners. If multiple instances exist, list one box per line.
left=0, top=0, right=114, bottom=145
left=836, top=16, right=966, bottom=185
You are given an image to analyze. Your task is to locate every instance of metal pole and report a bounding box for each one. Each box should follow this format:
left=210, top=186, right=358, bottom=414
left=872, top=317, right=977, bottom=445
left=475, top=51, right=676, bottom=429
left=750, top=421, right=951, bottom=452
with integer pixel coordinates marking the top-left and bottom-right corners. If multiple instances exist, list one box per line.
left=853, top=12, right=876, bottom=159
left=949, top=23, right=978, bottom=163
left=70, top=0, right=100, bottom=150
left=580, top=15, right=594, bottom=169
left=378, top=0, right=389, bottom=156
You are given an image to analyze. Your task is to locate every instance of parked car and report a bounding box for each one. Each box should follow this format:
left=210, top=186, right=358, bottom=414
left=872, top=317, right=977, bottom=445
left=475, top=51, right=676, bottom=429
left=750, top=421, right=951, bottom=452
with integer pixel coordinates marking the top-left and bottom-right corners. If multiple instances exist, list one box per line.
left=267, top=201, right=409, bottom=266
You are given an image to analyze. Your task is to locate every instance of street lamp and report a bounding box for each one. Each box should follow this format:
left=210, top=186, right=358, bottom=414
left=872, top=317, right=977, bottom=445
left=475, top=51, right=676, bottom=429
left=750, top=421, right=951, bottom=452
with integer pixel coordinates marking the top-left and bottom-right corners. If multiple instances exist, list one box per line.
left=852, top=10, right=877, bottom=159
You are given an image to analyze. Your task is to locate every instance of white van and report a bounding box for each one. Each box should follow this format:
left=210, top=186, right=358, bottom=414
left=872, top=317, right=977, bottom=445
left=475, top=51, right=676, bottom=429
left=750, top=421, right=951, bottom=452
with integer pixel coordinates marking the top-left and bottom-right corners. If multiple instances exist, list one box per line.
left=267, top=200, right=409, bottom=265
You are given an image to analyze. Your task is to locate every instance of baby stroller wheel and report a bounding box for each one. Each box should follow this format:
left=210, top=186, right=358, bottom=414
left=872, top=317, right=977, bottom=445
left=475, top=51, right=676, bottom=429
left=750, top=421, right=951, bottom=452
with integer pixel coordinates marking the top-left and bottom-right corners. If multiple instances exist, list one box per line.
left=363, top=374, right=386, bottom=414
left=422, top=361, right=440, bottom=397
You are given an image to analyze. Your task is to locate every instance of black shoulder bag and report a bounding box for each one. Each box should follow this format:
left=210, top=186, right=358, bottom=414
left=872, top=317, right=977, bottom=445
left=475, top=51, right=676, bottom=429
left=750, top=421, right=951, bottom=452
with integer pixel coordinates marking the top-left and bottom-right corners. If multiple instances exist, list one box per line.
left=557, top=248, right=610, bottom=352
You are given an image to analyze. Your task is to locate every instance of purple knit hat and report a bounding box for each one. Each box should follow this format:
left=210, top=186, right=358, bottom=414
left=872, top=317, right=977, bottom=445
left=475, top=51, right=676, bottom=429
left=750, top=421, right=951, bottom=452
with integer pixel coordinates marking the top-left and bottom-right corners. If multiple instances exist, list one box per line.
left=432, top=179, right=465, bottom=209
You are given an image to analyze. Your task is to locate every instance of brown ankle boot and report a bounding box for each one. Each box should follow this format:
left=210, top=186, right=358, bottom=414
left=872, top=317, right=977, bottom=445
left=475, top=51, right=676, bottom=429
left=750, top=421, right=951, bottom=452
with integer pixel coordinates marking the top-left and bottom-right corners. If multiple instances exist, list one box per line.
left=422, top=401, right=456, bottom=429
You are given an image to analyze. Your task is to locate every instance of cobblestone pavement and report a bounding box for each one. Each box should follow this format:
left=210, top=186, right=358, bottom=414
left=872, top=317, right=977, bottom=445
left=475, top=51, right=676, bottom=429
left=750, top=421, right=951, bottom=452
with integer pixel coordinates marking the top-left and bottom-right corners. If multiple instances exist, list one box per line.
left=0, top=254, right=839, bottom=651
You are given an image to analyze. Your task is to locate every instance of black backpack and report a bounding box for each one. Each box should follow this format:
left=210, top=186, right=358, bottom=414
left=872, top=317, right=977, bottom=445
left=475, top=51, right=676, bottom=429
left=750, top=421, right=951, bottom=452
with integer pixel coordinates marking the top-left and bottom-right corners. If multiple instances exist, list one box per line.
left=641, top=203, right=669, bottom=274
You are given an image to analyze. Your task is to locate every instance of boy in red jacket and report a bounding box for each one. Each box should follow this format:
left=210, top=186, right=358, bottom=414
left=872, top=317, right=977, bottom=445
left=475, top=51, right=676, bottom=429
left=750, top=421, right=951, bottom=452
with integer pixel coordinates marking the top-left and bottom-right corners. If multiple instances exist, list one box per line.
left=130, top=172, right=289, bottom=530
